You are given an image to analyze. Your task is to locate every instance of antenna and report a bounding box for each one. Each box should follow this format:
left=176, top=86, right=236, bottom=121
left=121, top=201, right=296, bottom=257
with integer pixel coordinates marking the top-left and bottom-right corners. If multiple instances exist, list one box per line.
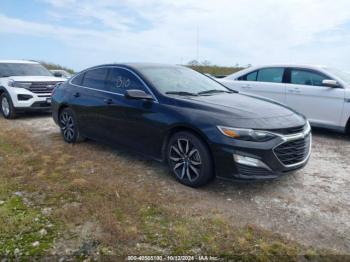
left=196, top=26, right=199, bottom=62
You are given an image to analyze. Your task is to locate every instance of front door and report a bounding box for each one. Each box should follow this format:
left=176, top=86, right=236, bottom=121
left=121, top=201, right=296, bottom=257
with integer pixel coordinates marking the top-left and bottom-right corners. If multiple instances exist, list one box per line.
left=102, top=67, right=163, bottom=158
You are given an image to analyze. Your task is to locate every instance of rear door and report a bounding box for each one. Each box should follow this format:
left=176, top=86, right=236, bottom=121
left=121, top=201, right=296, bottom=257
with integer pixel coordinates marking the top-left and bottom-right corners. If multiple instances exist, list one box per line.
left=71, top=67, right=125, bottom=141
left=227, top=67, right=287, bottom=103
left=285, top=68, right=345, bottom=127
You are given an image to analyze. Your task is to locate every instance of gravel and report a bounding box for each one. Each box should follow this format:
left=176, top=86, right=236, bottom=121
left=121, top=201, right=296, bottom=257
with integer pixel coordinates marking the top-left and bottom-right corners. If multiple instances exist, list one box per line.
left=5, top=113, right=350, bottom=253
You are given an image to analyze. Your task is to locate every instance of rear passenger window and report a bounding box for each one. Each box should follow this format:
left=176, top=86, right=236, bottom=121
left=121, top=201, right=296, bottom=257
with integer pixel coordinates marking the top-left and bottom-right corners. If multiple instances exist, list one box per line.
left=246, top=71, right=258, bottom=81
left=106, top=68, right=146, bottom=94
left=291, top=69, right=328, bottom=86
left=71, top=72, right=85, bottom=85
left=257, top=68, right=284, bottom=83
left=82, top=68, right=108, bottom=90
left=238, top=71, right=258, bottom=81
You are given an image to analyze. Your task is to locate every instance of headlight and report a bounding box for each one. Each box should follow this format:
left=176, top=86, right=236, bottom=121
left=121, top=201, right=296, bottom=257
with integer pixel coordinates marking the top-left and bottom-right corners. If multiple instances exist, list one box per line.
left=8, top=80, right=32, bottom=89
left=217, top=126, right=276, bottom=142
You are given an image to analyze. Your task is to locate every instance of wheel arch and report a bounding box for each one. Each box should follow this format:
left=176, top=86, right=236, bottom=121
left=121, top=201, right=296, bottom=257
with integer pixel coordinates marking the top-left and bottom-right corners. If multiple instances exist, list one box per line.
left=0, top=86, right=7, bottom=96
left=57, top=103, right=70, bottom=117
left=161, top=125, right=216, bottom=172
left=55, top=103, right=70, bottom=126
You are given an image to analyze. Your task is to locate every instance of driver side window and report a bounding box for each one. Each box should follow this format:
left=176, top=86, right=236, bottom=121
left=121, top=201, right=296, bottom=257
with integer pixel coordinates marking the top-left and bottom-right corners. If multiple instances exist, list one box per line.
left=106, top=68, right=147, bottom=94
left=291, top=69, right=328, bottom=86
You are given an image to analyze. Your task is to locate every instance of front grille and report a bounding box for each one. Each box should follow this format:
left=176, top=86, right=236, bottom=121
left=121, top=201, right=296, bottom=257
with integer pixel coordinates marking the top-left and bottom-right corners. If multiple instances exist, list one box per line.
left=22, top=82, right=60, bottom=94
left=274, top=135, right=311, bottom=166
left=236, top=163, right=274, bottom=177
left=267, top=125, right=306, bottom=135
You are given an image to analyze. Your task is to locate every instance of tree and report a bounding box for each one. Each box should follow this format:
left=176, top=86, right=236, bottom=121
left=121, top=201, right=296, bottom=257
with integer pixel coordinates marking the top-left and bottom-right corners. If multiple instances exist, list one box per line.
left=188, top=60, right=199, bottom=66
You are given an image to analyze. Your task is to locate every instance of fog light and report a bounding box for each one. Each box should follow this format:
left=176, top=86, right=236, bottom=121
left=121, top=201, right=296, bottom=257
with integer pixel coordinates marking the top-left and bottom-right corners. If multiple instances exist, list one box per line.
left=233, top=154, right=271, bottom=170
left=18, top=94, right=33, bottom=101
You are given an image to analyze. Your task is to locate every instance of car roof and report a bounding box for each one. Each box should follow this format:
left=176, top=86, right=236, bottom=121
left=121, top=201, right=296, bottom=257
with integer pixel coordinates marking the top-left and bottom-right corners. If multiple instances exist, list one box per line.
left=87, top=63, right=182, bottom=71
left=124, top=62, right=180, bottom=68
left=0, top=60, right=39, bottom=64
left=249, top=64, right=328, bottom=70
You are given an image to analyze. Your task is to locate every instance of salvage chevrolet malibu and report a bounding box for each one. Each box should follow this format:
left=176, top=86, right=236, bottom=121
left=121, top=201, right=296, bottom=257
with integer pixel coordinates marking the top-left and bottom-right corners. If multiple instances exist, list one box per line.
left=52, top=63, right=311, bottom=187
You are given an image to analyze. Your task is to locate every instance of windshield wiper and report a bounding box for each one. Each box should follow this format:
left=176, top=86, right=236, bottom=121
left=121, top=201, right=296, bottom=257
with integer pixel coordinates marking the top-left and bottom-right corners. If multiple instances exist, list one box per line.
left=165, top=91, right=198, bottom=96
left=197, top=89, right=233, bottom=95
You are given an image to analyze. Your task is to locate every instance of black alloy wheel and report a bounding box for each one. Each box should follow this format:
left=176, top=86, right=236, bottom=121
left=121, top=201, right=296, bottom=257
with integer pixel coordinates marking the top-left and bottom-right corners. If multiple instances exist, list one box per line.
left=168, top=131, right=214, bottom=187
left=59, top=108, right=82, bottom=143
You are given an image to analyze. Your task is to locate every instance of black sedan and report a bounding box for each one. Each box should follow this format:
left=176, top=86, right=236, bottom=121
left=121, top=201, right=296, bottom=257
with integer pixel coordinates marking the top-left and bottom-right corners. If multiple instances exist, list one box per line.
left=52, top=63, right=311, bottom=187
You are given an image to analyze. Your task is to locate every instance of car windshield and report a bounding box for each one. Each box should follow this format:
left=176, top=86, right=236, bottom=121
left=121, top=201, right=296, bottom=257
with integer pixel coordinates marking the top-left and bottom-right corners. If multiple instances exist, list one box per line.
left=325, top=67, right=350, bottom=85
left=0, top=63, right=53, bottom=77
left=138, top=66, right=230, bottom=95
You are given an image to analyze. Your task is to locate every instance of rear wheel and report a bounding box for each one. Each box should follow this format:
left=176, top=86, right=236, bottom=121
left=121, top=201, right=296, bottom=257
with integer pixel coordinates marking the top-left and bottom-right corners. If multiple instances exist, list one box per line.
left=167, top=131, right=214, bottom=187
left=0, top=93, right=16, bottom=119
left=59, top=108, right=83, bottom=143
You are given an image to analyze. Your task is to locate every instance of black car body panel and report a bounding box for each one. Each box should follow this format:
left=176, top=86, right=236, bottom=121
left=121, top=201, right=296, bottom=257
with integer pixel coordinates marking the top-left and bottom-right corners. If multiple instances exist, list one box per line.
left=52, top=63, right=311, bottom=181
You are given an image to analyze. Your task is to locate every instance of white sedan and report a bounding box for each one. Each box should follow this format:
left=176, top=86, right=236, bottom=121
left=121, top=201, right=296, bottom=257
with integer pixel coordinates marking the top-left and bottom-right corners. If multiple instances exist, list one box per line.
left=219, top=65, right=350, bottom=133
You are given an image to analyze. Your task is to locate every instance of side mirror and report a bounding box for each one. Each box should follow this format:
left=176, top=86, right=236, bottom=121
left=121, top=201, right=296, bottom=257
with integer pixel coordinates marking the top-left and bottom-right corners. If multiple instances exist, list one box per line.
left=322, top=79, right=341, bottom=88
left=125, top=89, right=154, bottom=101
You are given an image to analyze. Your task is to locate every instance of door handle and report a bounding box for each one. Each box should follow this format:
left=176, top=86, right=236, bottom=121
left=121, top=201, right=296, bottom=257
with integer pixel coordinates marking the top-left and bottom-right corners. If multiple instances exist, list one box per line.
left=293, top=87, right=301, bottom=93
left=73, top=92, right=80, bottom=98
left=104, top=98, right=113, bottom=105
left=241, top=85, right=251, bottom=89
left=288, top=88, right=301, bottom=94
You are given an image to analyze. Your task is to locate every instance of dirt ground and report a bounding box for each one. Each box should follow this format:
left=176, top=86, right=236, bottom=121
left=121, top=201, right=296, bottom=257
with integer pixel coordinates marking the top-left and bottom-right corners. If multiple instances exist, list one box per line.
left=4, top=113, right=350, bottom=254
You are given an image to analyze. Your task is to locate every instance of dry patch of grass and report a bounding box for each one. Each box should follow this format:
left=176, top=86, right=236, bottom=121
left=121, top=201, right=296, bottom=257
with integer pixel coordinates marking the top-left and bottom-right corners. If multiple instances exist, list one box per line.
left=0, top=118, right=341, bottom=260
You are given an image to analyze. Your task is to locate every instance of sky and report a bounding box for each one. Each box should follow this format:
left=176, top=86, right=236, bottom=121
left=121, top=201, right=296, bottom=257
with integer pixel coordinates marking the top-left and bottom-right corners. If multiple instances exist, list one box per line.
left=1, top=0, right=350, bottom=71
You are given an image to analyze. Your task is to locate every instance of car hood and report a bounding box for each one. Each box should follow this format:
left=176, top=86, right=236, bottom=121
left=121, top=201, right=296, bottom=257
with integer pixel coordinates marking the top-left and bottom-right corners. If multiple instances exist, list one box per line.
left=187, top=93, right=293, bottom=118
left=178, top=93, right=306, bottom=129
left=8, top=76, right=65, bottom=82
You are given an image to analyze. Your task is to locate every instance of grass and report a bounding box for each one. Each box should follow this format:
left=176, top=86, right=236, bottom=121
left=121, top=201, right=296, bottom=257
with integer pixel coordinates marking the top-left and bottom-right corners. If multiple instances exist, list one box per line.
left=187, top=65, right=244, bottom=76
left=0, top=195, right=56, bottom=258
left=0, top=118, right=344, bottom=260
left=40, top=61, right=75, bottom=74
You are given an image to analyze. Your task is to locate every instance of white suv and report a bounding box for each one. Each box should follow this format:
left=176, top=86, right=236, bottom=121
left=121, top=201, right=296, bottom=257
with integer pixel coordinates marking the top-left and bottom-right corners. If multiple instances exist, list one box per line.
left=219, top=65, right=350, bottom=134
left=0, top=60, right=65, bottom=119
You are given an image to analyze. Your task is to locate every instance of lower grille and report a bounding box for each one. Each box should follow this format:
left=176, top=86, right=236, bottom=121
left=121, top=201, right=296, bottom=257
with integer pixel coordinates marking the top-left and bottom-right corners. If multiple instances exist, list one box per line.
left=31, top=102, right=51, bottom=108
left=274, top=135, right=311, bottom=166
left=236, top=163, right=273, bottom=177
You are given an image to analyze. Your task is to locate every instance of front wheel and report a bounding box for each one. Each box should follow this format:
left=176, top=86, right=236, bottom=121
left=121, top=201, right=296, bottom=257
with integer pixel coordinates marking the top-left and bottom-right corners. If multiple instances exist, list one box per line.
left=0, top=93, right=17, bottom=119
left=167, top=131, right=214, bottom=187
left=59, top=108, right=83, bottom=143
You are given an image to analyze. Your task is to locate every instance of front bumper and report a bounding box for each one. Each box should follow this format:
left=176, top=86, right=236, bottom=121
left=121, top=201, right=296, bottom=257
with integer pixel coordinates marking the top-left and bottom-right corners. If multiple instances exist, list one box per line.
left=8, top=87, right=52, bottom=111
left=211, top=129, right=312, bottom=181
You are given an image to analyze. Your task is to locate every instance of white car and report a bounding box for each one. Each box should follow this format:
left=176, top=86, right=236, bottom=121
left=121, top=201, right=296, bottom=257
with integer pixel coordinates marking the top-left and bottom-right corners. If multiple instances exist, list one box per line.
left=50, top=69, right=72, bottom=79
left=220, top=65, right=350, bottom=133
left=0, top=60, right=65, bottom=119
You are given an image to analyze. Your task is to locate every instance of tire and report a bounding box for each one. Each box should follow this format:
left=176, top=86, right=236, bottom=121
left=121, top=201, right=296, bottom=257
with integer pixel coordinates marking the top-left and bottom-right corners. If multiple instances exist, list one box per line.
left=167, top=131, right=214, bottom=187
left=0, top=93, right=17, bottom=119
left=59, top=108, right=84, bottom=143
left=346, top=118, right=350, bottom=137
